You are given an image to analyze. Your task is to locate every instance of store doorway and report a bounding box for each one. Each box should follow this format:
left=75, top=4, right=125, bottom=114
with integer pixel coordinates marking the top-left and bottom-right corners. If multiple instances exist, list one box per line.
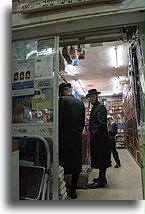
left=58, top=26, right=144, bottom=199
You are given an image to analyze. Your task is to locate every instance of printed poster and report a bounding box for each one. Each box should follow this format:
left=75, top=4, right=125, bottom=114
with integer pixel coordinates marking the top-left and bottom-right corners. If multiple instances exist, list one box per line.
left=32, top=80, right=53, bottom=109
left=12, top=59, right=35, bottom=97
left=12, top=96, right=33, bottom=124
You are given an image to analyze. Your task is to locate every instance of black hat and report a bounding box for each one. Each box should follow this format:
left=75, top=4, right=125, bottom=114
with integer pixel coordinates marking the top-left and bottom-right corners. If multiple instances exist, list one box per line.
left=86, top=89, right=101, bottom=97
left=59, top=82, right=71, bottom=93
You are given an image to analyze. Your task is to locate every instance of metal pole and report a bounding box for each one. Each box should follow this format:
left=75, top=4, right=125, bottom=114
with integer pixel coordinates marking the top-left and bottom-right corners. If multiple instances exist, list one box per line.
left=52, top=36, right=59, bottom=200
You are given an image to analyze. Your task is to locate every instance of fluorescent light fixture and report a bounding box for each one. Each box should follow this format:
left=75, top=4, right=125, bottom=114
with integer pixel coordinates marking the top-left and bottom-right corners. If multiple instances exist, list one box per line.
left=100, top=93, right=115, bottom=96
left=65, top=66, right=75, bottom=76
left=64, top=59, right=67, bottom=66
left=74, top=80, right=86, bottom=96
left=112, top=77, right=119, bottom=87
left=65, top=64, right=77, bottom=76
left=110, top=46, right=123, bottom=68
left=115, top=46, right=119, bottom=68
left=26, top=50, right=37, bottom=59
left=112, top=76, right=122, bottom=94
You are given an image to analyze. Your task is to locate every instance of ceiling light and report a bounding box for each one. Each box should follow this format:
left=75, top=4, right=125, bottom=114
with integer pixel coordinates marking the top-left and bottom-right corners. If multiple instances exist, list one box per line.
left=110, top=46, right=123, bottom=68
left=114, top=46, right=119, bottom=68
left=65, top=64, right=77, bottom=76
left=74, top=80, right=86, bottom=96
left=65, top=66, right=75, bottom=76
left=100, top=93, right=115, bottom=96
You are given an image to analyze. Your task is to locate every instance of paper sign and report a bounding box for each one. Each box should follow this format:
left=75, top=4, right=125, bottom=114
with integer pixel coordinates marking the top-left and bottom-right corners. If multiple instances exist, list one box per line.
left=35, top=54, right=54, bottom=79
left=12, top=59, right=35, bottom=97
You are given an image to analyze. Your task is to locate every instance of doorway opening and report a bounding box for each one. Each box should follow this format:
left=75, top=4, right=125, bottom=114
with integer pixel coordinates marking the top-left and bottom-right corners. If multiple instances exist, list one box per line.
left=58, top=24, right=143, bottom=200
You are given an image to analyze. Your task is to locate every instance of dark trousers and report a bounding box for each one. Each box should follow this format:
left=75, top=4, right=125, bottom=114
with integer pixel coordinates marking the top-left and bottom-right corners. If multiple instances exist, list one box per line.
left=98, top=168, right=107, bottom=182
left=70, top=173, right=80, bottom=191
left=64, top=173, right=80, bottom=191
left=110, top=141, right=120, bottom=164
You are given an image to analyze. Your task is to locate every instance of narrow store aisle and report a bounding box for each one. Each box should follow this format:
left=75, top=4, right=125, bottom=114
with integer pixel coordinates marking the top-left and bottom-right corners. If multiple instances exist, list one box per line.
left=76, top=149, right=143, bottom=200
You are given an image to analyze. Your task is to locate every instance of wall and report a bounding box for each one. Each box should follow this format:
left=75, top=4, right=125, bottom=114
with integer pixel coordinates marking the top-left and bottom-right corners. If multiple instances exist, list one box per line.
left=12, top=0, right=144, bottom=41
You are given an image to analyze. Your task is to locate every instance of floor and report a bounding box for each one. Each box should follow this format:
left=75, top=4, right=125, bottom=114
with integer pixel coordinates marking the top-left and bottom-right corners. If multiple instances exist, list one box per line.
left=75, top=149, right=143, bottom=200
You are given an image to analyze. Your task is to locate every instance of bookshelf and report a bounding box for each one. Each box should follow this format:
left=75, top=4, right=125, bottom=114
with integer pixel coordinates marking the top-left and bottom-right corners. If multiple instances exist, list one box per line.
left=122, top=35, right=144, bottom=167
left=123, top=84, right=140, bottom=165
left=100, top=95, right=125, bottom=148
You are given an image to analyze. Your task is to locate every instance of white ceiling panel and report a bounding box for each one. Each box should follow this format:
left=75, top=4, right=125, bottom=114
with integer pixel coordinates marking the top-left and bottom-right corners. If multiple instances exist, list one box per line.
left=63, top=40, right=130, bottom=96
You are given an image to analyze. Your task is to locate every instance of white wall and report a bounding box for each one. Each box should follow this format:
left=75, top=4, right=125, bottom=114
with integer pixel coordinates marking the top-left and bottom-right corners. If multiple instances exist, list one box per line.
left=12, top=0, right=144, bottom=41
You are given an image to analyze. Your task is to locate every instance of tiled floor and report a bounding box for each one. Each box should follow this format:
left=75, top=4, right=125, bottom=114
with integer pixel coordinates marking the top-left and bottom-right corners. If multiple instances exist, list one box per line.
left=75, top=149, right=143, bottom=200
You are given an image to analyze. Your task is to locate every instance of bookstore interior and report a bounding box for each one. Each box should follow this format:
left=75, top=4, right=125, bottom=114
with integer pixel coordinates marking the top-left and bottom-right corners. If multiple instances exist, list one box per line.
left=12, top=0, right=144, bottom=201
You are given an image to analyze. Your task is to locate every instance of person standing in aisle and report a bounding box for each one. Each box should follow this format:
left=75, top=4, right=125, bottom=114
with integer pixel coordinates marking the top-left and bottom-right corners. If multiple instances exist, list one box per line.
left=107, top=115, right=121, bottom=168
left=59, top=83, right=85, bottom=199
left=87, top=89, right=111, bottom=188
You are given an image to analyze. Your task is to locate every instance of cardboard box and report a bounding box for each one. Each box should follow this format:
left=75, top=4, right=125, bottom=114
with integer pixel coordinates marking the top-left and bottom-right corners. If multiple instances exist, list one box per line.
left=65, top=174, right=89, bottom=189
left=12, top=139, right=19, bottom=152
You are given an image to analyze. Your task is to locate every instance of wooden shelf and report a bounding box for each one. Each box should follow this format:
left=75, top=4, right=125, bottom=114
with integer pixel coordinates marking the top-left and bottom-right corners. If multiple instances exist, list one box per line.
left=109, top=112, right=123, bottom=115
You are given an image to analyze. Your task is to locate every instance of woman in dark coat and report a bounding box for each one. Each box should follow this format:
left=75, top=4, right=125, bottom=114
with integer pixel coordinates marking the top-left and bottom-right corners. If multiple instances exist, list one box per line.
left=59, top=83, right=85, bottom=199
left=87, top=89, right=111, bottom=188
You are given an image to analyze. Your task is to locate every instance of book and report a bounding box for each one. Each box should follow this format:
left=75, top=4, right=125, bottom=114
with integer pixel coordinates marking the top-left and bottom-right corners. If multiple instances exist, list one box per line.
left=60, top=191, right=68, bottom=200
left=59, top=180, right=66, bottom=192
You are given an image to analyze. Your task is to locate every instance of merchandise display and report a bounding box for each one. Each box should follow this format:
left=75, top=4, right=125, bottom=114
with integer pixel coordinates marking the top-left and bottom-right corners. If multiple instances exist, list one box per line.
left=122, top=36, right=144, bottom=166
left=100, top=95, right=125, bottom=148
left=12, top=37, right=60, bottom=200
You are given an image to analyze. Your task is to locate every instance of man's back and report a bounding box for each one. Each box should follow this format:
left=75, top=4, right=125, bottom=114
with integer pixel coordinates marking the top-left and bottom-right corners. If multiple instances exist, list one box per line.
left=59, top=95, right=85, bottom=132
left=59, top=95, right=85, bottom=176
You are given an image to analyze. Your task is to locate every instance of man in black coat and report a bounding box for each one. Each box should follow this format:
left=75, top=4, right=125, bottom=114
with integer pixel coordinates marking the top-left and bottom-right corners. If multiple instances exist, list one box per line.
left=59, top=83, right=85, bottom=199
left=87, top=89, right=111, bottom=188
left=107, top=116, right=121, bottom=168
left=59, top=82, right=72, bottom=96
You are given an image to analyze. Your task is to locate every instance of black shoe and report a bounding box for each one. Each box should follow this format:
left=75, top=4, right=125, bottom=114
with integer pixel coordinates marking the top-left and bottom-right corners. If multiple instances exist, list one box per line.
left=114, top=163, right=121, bottom=168
left=87, top=181, right=105, bottom=189
left=93, top=177, right=107, bottom=184
left=67, top=189, right=77, bottom=199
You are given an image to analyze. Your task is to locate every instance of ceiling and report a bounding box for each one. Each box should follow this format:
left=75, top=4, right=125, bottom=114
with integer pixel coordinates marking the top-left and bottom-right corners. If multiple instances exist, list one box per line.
left=61, top=40, right=130, bottom=96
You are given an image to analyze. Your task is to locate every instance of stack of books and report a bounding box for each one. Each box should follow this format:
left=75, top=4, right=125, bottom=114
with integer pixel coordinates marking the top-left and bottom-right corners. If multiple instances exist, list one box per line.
left=81, top=165, right=91, bottom=175
left=58, top=166, right=67, bottom=200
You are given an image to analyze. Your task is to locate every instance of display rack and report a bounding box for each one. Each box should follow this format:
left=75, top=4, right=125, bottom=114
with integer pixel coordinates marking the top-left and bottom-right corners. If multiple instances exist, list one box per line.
left=100, top=95, right=125, bottom=148
left=12, top=36, right=60, bottom=200
left=123, top=35, right=144, bottom=167
left=123, top=84, right=140, bottom=165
